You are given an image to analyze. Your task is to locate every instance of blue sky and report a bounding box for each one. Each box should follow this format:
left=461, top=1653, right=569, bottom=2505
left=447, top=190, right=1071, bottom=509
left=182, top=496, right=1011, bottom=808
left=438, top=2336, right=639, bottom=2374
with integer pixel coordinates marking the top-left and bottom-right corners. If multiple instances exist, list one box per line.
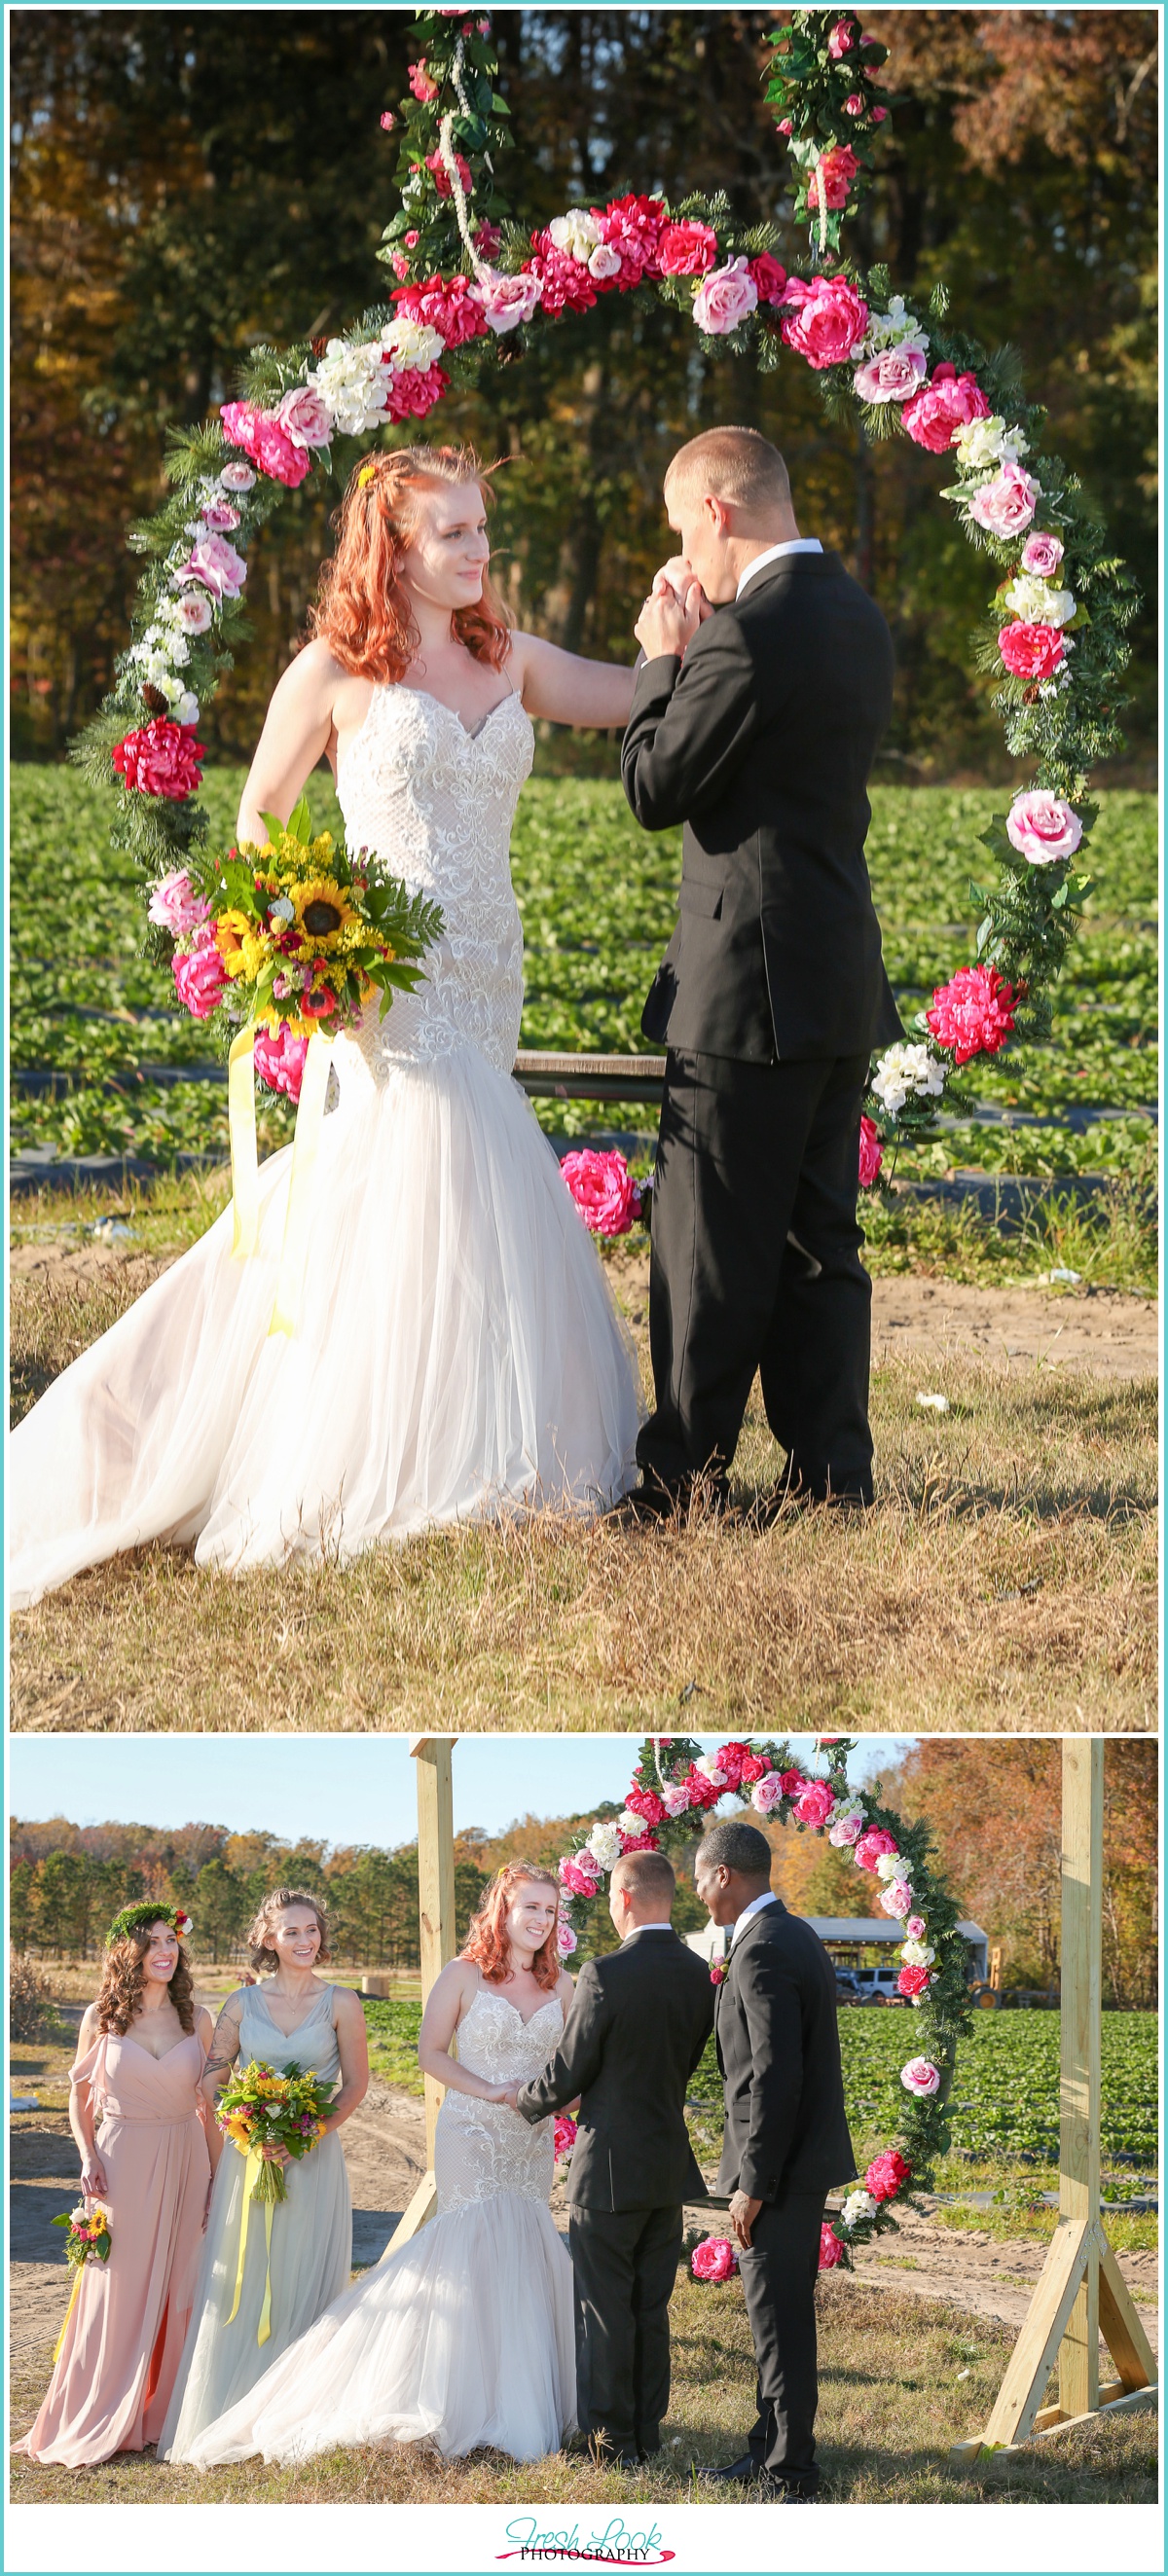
left=7, top=1733, right=915, bottom=1848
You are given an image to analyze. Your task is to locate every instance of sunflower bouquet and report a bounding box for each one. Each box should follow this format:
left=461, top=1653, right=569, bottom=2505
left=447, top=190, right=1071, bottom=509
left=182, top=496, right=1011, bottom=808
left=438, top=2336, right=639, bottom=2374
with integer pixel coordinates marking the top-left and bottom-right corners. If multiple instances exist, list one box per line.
left=52, top=2201, right=112, bottom=2268
left=217, top=2056, right=338, bottom=2207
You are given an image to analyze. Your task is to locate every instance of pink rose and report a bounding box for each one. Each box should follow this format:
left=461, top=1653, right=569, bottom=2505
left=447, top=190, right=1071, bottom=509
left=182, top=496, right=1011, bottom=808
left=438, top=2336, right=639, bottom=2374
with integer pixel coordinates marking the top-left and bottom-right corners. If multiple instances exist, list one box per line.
left=662, top=1784, right=693, bottom=1819
left=148, top=868, right=210, bottom=935
left=748, top=251, right=787, bottom=306
left=778, top=117, right=793, bottom=136
left=692, top=2235, right=738, bottom=2282
left=559, top=1856, right=600, bottom=1900
left=252, top=1023, right=309, bottom=1101
left=408, top=58, right=440, bottom=101
left=200, top=498, right=240, bottom=532
left=1005, top=789, right=1082, bottom=867
left=556, top=1922, right=578, bottom=1958
left=472, top=269, right=541, bottom=333
left=1021, top=531, right=1065, bottom=577
left=872, top=105, right=888, bottom=122
left=554, top=2114, right=578, bottom=2159
left=998, top=620, right=1067, bottom=681
left=657, top=220, right=719, bottom=278
left=276, top=385, right=334, bottom=450
left=904, top=1916, right=927, bottom=1942
left=854, top=1828, right=897, bottom=1872
left=624, top=1786, right=666, bottom=1826
left=218, top=461, right=256, bottom=493
left=927, top=963, right=1016, bottom=1065
left=424, top=146, right=473, bottom=200
left=738, top=1753, right=768, bottom=1785
left=781, top=272, right=868, bottom=371
left=806, top=144, right=859, bottom=211
left=853, top=343, right=928, bottom=404
left=818, top=2225, right=845, bottom=2270
left=173, top=941, right=229, bottom=1019
left=827, top=18, right=855, bottom=58
left=561, top=1147, right=640, bottom=1237
left=900, top=2057, right=941, bottom=2097
left=828, top=1812, right=864, bottom=1847
left=843, top=92, right=865, bottom=116
left=220, top=400, right=310, bottom=490
left=866, top=2148, right=911, bottom=2201
left=967, top=462, right=1040, bottom=540
left=794, top=1782, right=835, bottom=1831
left=750, top=1773, right=785, bottom=1815
left=175, top=593, right=214, bottom=635
left=897, top=1963, right=931, bottom=1999
left=380, top=110, right=396, bottom=132
left=174, top=530, right=248, bottom=599
left=692, top=256, right=758, bottom=336
left=858, top=1114, right=883, bottom=1188
left=112, top=718, right=205, bottom=800
left=878, top=1878, right=913, bottom=1918
left=779, top=1769, right=807, bottom=1797
left=900, top=363, right=990, bottom=455
left=405, top=231, right=420, bottom=249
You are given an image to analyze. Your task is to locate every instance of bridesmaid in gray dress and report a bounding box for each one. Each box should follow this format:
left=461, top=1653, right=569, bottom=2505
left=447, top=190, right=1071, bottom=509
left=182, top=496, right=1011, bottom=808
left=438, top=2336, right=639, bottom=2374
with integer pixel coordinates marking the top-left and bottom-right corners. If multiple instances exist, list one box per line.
left=160, top=1887, right=368, bottom=2462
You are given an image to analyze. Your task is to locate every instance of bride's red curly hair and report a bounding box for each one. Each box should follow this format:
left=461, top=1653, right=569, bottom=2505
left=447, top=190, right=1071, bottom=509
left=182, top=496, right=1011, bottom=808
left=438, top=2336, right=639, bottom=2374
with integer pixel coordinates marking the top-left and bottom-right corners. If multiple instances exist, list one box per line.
left=461, top=1864, right=562, bottom=1993
left=309, top=443, right=511, bottom=683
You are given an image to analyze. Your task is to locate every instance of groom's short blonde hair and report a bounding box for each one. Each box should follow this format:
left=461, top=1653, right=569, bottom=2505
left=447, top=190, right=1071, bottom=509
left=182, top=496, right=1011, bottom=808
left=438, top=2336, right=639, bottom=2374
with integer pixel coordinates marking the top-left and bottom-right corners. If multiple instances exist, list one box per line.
left=611, top=1849, right=676, bottom=1908
left=665, top=426, right=791, bottom=514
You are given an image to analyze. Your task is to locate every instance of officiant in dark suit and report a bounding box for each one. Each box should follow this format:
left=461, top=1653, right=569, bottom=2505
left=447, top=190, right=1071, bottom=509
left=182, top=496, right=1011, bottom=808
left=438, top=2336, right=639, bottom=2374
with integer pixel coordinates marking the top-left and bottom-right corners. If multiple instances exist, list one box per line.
left=619, top=424, right=900, bottom=1517
left=511, top=1848, right=714, bottom=2467
left=694, top=1816, right=856, bottom=2499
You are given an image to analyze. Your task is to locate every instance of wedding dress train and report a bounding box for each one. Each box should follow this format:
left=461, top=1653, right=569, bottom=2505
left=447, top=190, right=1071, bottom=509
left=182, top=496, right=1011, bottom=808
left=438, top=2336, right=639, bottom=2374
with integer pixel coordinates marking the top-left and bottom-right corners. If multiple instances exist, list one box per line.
left=8, top=685, right=641, bottom=1604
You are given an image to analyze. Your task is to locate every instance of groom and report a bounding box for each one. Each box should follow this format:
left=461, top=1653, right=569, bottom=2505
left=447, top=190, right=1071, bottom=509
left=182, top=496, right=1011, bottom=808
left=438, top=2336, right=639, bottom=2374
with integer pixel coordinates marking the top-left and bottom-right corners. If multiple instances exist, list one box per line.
left=511, top=1849, right=714, bottom=2467
left=619, top=424, right=900, bottom=1517
left=694, top=1818, right=856, bottom=2499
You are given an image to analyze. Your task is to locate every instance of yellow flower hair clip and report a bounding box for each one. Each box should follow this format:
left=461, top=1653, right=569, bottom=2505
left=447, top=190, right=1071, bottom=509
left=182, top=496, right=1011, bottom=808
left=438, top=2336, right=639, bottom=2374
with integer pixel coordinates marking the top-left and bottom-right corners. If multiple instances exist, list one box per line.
left=356, top=461, right=378, bottom=490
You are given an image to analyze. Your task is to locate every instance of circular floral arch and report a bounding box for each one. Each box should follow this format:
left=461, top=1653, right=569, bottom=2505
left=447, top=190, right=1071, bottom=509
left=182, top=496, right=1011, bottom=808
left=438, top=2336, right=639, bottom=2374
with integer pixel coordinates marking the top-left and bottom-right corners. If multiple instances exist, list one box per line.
left=555, top=1732, right=974, bottom=2268
left=79, top=5, right=1138, bottom=1170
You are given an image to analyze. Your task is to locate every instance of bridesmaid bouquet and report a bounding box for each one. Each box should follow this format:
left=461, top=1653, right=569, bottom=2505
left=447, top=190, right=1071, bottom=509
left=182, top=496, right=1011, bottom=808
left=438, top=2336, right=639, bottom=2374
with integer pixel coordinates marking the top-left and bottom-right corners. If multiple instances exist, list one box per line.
left=217, top=2057, right=338, bottom=2207
left=52, top=2202, right=112, bottom=2268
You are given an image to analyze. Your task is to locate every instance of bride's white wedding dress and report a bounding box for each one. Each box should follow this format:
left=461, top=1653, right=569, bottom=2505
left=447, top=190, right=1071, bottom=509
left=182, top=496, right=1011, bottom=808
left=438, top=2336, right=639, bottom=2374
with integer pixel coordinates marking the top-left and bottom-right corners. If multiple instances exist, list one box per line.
left=9, top=683, right=641, bottom=1605
left=181, top=1986, right=576, bottom=2467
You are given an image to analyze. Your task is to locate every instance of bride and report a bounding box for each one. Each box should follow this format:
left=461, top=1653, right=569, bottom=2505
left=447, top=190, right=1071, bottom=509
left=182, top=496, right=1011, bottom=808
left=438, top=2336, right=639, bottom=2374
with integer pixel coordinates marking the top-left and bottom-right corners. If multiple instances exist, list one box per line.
left=179, top=1864, right=578, bottom=2467
left=9, top=446, right=642, bottom=1605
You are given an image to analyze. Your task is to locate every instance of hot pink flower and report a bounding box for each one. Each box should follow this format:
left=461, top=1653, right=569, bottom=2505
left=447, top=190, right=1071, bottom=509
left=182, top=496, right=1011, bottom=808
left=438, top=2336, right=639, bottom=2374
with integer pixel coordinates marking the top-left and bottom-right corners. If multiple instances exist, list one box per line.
left=1021, top=531, right=1065, bottom=577
left=559, top=1856, right=601, bottom=1899
left=473, top=218, right=501, bottom=260
left=1005, top=789, right=1082, bottom=867
left=843, top=91, right=865, bottom=115
left=900, top=363, right=991, bottom=455
left=900, top=2056, right=941, bottom=2097
left=926, top=963, right=1016, bottom=1065
left=393, top=272, right=489, bottom=349
left=472, top=270, right=542, bottom=332
left=275, top=385, right=334, bottom=450
left=554, top=2114, right=578, bottom=2159
left=595, top=193, right=667, bottom=286
left=858, top=1114, right=883, bottom=1187
left=795, top=1782, right=835, bottom=1830
left=557, top=1921, right=578, bottom=1957
left=384, top=362, right=449, bottom=422
left=624, top=1786, right=667, bottom=1827
left=692, top=2235, right=738, bottom=2282
left=252, top=1023, right=309, bottom=1101
left=806, top=144, right=859, bottom=211
left=750, top=1773, right=785, bottom=1816
left=424, top=146, right=473, bottom=199
left=748, top=251, right=787, bottom=306
left=380, top=111, right=396, bottom=132
left=692, top=256, right=758, bottom=336
left=712, top=1742, right=747, bottom=1790
left=408, top=58, right=440, bottom=101
left=738, top=1753, right=769, bottom=1785
left=526, top=239, right=598, bottom=316
left=173, top=940, right=229, bottom=1018
left=998, top=620, right=1067, bottom=681
left=778, top=116, right=793, bottom=135
left=897, top=1962, right=931, bottom=1998
left=710, top=1959, right=727, bottom=1987
left=561, top=1147, right=640, bottom=1237
left=967, top=462, right=1040, bottom=540
left=148, top=868, right=210, bottom=935
left=853, top=343, right=929, bottom=404
left=781, top=272, right=868, bottom=370
left=827, top=18, right=856, bottom=57
left=818, top=2225, right=845, bottom=2269
left=866, top=2148, right=912, bottom=2201
left=174, top=529, right=249, bottom=599
left=829, top=1811, right=864, bottom=1847
left=220, top=400, right=310, bottom=490
left=904, top=1916, right=927, bottom=1943
left=854, top=1828, right=897, bottom=1872
left=684, top=1766, right=723, bottom=1813
left=657, top=220, right=719, bottom=278
left=112, top=718, right=205, bottom=800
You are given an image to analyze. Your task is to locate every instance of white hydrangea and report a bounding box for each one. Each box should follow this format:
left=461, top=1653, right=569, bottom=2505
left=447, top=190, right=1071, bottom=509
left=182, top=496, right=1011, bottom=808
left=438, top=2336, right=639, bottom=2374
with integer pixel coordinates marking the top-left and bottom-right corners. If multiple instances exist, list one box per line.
left=900, top=1940, right=935, bottom=1968
left=308, top=339, right=392, bottom=437
left=1004, top=574, right=1077, bottom=628
left=549, top=207, right=602, bottom=263
left=841, top=2189, right=876, bottom=2231
left=870, top=1043, right=946, bottom=1118
left=874, top=1851, right=905, bottom=1883
left=585, top=1823, right=624, bottom=1873
left=952, top=414, right=1029, bottom=474
left=864, top=295, right=929, bottom=359
left=617, top=1809, right=645, bottom=1838
left=383, top=314, right=445, bottom=372
left=172, top=691, right=201, bottom=727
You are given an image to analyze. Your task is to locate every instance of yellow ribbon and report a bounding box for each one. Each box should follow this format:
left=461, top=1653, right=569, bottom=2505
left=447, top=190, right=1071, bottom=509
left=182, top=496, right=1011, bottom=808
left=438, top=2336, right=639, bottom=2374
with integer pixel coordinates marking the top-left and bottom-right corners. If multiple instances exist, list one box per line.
left=228, top=1028, right=259, bottom=1258
left=268, top=1030, right=333, bottom=1339
left=225, top=2148, right=275, bottom=2345
left=52, top=2265, right=84, bottom=2366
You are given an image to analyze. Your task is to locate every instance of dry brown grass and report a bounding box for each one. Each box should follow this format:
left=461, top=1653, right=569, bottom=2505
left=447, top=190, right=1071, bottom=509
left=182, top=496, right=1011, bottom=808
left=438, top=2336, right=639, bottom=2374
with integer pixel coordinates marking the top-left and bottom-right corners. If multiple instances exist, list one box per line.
left=9, top=1253, right=1156, bottom=1730
left=8, top=2273, right=1155, bottom=2507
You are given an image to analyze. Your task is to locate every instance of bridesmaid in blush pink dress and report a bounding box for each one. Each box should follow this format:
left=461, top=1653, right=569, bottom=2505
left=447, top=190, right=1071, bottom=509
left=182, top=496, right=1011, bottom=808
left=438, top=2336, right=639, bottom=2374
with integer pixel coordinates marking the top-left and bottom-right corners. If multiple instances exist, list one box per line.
left=17, top=1906, right=214, bottom=2468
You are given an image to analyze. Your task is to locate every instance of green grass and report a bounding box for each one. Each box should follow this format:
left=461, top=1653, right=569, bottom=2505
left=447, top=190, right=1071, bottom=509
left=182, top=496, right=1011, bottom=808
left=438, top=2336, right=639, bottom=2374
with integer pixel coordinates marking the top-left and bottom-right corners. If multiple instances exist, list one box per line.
left=11, top=768, right=1157, bottom=1179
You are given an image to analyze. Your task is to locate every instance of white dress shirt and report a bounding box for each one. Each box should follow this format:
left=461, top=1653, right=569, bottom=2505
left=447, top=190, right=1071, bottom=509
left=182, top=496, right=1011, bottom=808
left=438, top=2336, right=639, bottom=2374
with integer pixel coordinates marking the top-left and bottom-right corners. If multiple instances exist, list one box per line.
left=730, top=1890, right=780, bottom=1947
left=622, top=1920, right=675, bottom=1941
left=736, top=537, right=822, bottom=600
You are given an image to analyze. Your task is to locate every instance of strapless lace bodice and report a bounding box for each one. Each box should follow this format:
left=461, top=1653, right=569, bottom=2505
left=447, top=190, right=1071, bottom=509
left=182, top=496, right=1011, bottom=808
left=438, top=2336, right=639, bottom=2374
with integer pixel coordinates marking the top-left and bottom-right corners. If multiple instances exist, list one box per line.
left=336, top=683, right=533, bottom=1083
left=434, top=1988, right=565, bottom=2213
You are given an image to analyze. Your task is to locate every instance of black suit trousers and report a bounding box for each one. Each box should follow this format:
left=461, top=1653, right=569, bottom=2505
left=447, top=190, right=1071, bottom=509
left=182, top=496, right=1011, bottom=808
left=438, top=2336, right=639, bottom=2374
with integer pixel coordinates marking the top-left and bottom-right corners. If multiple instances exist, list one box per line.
left=568, top=2203, right=682, bottom=2454
left=738, top=2192, right=827, bottom=2485
left=638, top=1048, right=875, bottom=1500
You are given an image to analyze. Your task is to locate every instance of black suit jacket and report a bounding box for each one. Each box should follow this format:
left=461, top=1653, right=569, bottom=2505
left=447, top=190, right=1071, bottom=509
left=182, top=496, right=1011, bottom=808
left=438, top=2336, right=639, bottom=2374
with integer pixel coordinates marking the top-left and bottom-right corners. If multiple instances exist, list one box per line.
left=515, top=1928, right=714, bottom=2211
left=715, top=1898, right=857, bottom=2202
left=622, top=550, right=901, bottom=1064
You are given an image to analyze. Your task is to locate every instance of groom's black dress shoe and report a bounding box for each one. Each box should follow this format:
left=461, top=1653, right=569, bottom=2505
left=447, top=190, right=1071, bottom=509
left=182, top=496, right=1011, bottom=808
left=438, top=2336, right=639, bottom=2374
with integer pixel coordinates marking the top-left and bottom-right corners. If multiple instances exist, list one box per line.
left=701, top=2454, right=819, bottom=2500
left=606, top=1471, right=731, bottom=1527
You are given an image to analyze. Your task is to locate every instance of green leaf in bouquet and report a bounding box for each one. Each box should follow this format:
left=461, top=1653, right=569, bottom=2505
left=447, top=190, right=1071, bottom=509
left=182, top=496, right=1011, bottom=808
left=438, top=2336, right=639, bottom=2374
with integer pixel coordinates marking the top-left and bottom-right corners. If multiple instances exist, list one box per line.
left=286, top=793, right=313, bottom=844
left=220, top=856, right=264, bottom=914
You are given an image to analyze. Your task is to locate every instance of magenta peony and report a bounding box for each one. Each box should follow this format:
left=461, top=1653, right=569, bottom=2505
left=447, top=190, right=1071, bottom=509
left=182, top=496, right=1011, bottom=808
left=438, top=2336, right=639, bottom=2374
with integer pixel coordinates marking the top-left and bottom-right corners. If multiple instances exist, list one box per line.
left=624, top=1785, right=667, bottom=1826
left=252, top=1023, right=309, bottom=1101
left=1020, top=530, right=1065, bottom=577
left=818, top=2225, right=845, bottom=2270
left=112, top=718, right=205, bottom=800
left=553, top=2113, right=578, bottom=2159
left=781, top=273, right=868, bottom=370
left=865, top=2148, right=912, bottom=2201
left=692, top=2235, right=738, bottom=2282
left=559, top=1856, right=601, bottom=1899
left=384, top=363, right=449, bottom=422
left=748, top=251, right=787, bottom=306
left=900, top=2056, right=942, bottom=2097
left=561, top=1147, right=641, bottom=1237
left=526, top=238, right=598, bottom=316
left=926, top=963, right=1016, bottom=1065
left=853, top=344, right=929, bottom=405
left=393, top=272, right=490, bottom=349
left=998, top=620, right=1067, bottom=681
left=172, top=940, right=229, bottom=1018
left=854, top=1828, right=897, bottom=1872
left=147, top=868, right=210, bottom=935
left=900, top=362, right=990, bottom=454
left=897, top=1963, right=931, bottom=1999
left=595, top=193, right=667, bottom=286
left=714, top=1741, right=748, bottom=1790
left=220, top=401, right=310, bottom=490
left=692, top=256, right=758, bottom=336
left=806, top=143, right=860, bottom=211
left=794, top=1782, right=835, bottom=1831
left=858, top=1114, right=883, bottom=1188
left=967, top=462, right=1040, bottom=540
left=827, top=18, right=855, bottom=56
left=617, top=1827, right=659, bottom=1856
left=1005, top=789, right=1082, bottom=867
left=657, top=220, right=719, bottom=277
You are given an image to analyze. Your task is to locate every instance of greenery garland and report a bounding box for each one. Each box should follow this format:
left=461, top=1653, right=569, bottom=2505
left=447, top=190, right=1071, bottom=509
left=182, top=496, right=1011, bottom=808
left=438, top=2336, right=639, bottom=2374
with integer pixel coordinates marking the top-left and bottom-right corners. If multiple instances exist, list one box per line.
left=73, top=5, right=1138, bottom=1165
left=105, top=1898, right=193, bottom=1948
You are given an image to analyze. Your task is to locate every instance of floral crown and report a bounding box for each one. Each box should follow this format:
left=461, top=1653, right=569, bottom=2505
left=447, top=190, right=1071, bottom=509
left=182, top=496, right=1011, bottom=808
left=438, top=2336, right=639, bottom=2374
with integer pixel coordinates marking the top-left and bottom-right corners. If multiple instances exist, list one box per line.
left=105, top=1901, right=193, bottom=1950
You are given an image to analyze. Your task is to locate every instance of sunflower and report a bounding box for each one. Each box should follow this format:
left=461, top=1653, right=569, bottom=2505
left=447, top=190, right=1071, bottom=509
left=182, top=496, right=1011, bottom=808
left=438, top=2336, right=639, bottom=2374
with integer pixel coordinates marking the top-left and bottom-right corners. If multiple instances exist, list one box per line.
left=215, top=909, right=269, bottom=982
left=291, top=877, right=360, bottom=951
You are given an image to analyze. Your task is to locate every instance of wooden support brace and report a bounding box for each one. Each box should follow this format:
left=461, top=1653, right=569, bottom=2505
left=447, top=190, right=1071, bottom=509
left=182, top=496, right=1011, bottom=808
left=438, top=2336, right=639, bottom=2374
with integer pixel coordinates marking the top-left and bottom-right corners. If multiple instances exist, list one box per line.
left=948, top=2215, right=1093, bottom=2464
left=1098, top=2238, right=1157, bottom=2390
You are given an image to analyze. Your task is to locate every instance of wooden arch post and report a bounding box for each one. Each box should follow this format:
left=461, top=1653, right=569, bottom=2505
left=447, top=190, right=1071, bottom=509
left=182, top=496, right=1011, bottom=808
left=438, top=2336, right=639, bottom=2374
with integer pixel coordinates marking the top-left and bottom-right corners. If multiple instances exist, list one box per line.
left=383, top=1737, right=456, bottom=2256
left=951, top=1739, right=1157, bottom=2466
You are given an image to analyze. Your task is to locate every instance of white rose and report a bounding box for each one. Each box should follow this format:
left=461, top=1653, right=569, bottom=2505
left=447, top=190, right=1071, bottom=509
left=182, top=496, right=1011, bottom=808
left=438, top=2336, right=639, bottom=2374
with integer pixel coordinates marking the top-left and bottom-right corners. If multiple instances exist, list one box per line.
left=870, top=1042, right=946, bottom=1118
left=173, top=692, right=201, bottom=727
left=874, top=1851, right=904, bottom=1882
left=549, top=208, right=601, bottom=263
left=1004, top=574, right=1077, bottom=628
left=900, top=1940, right=936, bottom=1968
left=953, top=413, right=1029, bottom=473
left=694, top=1755, right=728, bottom=1786
left=617, top=1809, right=644, bottom=1838
left=842, top=2190, right=876, bottom=2230
left=383, top=314, right=445, bottom=372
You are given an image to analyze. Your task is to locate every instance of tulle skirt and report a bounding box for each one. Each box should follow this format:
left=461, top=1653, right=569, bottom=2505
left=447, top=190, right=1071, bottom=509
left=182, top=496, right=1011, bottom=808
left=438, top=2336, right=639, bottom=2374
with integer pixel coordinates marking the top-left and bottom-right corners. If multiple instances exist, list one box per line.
left=8, top=1041, right=642, bottom=1604
left=180, top=2191, right=577, bottom=2468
